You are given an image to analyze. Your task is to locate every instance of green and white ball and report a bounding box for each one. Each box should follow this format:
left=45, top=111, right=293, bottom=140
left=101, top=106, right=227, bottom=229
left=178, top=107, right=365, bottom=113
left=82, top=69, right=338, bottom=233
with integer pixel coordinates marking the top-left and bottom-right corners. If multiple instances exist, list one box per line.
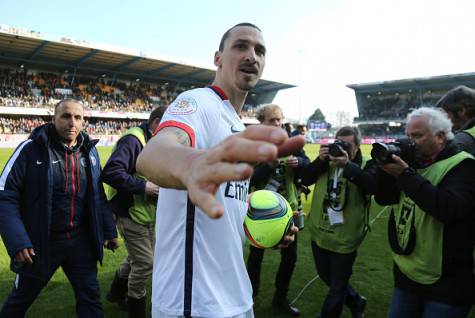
left=244, top=190, right=294, bottom=248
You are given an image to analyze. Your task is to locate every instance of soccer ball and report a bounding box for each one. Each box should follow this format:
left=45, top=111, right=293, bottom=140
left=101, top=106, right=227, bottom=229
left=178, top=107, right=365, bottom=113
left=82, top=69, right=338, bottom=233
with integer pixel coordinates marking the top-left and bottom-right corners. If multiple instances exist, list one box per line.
left=244, top=190, right=294, bottom=248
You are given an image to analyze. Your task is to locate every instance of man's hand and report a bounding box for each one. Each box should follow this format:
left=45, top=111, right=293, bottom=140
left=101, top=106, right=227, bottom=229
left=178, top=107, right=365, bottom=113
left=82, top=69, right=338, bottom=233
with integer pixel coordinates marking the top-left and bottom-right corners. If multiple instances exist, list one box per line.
left=285, top=155, right=299, bottom=168
left=183, top=125, right=305, bottom=219
left=318, top=145, right=329, bottom=161
left=14, top=248, right=35, bottom=265
left=145, top=181, right=159, bottom=196
left=104, top=238, right=120, bottom=251
left=329, top=150, right=349, bottom=168
left=277, top=225, right=298, bottom=248
left=381, top=155, right=409, bottom=177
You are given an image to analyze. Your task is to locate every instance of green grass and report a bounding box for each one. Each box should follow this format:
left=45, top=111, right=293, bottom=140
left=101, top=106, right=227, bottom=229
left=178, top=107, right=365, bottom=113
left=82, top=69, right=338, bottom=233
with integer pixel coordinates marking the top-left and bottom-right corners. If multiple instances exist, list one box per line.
left=0, top=145, right=473, bottom=317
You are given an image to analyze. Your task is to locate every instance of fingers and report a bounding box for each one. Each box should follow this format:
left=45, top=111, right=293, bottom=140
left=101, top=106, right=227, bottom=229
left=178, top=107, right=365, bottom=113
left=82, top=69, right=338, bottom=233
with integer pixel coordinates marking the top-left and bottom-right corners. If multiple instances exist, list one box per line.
left=277, top=225, right=299, bottom=248
left=188, top=185, right=224, bottom=219
left=205, top=136, right=277, bottom=164
left=15, top=248, right=34, bottom=264
left=207, top=126, right=302, bottom=164
left=278, top=136, right=305, bottom=157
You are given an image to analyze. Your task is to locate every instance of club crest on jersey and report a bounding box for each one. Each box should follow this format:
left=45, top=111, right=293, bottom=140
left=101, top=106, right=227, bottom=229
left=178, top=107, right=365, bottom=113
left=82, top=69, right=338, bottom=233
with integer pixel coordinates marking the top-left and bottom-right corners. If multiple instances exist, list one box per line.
left=90, top=156, right=97, bottom=167
left=80, top=157, right=87, bottom=167
left=167, top=97, right=198, bottom=115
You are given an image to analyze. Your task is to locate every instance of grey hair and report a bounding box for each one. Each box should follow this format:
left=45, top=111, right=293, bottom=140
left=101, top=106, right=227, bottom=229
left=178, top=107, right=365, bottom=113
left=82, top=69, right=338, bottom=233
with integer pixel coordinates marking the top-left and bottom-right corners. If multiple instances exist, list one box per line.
left=407, top=107, right=454, bottom=140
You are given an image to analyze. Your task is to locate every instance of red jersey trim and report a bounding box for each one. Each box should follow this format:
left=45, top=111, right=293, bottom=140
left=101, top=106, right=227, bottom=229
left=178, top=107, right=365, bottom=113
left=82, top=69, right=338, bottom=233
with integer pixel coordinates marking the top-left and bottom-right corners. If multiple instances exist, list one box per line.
left=155, top=120, right=196, bottom=148
left=209, top=85, right=228, bottom=100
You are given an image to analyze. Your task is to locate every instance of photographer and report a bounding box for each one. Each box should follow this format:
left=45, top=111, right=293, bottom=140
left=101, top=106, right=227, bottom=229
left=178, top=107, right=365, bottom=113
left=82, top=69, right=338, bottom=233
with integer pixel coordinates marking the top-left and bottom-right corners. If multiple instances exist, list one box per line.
left=374, top=107, right=475, bottom=317
left=246, top=104, right=310, bottom=316
left=436, top=85, right=475, bottom=155
left=302, top=126, right=375, bottom=318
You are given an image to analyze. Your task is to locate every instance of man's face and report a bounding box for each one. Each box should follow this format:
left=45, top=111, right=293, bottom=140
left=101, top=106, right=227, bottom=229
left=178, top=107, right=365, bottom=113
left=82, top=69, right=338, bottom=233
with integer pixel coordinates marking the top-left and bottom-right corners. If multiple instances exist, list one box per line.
left=406, top=116, right=444, bottom=161
left=53, top=101, right=84, bottom=146
left=262, top=109, right=283, bottom=127
left=336, top=135, right=358, bottom=160
left=215, top=26, right=266, bottom=92
left=445, top=109, right=467, bottom=131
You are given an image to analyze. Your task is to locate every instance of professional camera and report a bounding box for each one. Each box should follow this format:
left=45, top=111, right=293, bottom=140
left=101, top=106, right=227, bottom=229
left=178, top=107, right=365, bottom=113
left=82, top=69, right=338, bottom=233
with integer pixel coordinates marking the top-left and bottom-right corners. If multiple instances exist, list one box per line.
left=371, top=138, right=415, bottom=165
left=264, top=160, right=286, bottom=192
left=328, top=139, right=351, bottom=157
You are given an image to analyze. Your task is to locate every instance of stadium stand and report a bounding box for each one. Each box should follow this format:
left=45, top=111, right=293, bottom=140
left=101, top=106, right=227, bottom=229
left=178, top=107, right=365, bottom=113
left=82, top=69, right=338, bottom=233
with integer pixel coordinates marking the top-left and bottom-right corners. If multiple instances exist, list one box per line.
left=0, top=24, right=293, bottom=147
left=348, top=73, right=475, bottom=138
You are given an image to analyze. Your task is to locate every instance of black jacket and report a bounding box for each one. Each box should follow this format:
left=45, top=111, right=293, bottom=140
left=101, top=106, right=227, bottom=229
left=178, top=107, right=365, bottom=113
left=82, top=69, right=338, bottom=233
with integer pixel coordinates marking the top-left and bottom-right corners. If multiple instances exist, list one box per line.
left=301, top=149, right=377, bottom=197
left=0, top=124, right=117, bottom=280
left=453, top=118, right=475, bottom=156
left=374, top=141, right=475, bottom=305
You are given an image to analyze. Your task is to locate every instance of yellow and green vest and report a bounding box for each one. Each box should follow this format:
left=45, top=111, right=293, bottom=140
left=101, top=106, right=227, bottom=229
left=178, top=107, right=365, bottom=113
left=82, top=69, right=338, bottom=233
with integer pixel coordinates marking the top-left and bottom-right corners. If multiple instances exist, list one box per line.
left=105, top=127, right=157, bottom=225
left=308, top=158, right=370, bottom=253
left=390, top=151, right=474, bottom=284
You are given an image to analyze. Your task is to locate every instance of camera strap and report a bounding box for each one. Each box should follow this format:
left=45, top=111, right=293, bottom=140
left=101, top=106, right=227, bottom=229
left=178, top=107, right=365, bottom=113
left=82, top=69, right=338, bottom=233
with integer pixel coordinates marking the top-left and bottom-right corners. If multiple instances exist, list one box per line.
left=325, top=167, right=347, bottom=212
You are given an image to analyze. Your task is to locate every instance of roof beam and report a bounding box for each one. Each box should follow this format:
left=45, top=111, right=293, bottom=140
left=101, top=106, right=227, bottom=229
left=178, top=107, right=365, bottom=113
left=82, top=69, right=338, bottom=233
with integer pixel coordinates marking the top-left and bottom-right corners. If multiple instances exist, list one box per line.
left=145, top=63, right=176, bottom=75
left=73, top=49, right=99, bottom=66
left=112, top=56, right=142, bottom=71
left=183, top=68, right=207, bottom=79
left=27, top=41, right=49, bottom=60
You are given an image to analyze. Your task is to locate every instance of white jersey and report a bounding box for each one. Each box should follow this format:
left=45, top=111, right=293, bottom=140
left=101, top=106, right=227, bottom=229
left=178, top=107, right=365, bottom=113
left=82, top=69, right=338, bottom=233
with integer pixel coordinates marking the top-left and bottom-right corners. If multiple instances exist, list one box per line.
left=151, top=87, right=253, bottom=318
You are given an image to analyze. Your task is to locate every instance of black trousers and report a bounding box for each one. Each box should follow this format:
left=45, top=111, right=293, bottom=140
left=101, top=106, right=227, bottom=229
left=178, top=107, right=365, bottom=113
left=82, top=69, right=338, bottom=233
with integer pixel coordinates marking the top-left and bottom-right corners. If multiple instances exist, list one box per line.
left=311, top=241, right=364, bottom=318
left=0, top=233, right=102, bottom=318
left=247, top=234, right=298, bottom=300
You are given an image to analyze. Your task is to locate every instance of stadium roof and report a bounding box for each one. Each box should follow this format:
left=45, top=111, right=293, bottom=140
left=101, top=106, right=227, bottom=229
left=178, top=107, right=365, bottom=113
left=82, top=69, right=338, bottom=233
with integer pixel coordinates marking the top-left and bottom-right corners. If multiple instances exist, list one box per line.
left=0, top=24, right=294, bottom=95
left=347, top=72, right=475, bottom=94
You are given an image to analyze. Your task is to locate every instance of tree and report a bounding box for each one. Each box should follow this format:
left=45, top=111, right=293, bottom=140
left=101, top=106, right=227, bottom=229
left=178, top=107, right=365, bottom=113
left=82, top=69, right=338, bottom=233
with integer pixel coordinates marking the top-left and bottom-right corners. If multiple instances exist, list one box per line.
left=308, top=108, right=326, bottom=122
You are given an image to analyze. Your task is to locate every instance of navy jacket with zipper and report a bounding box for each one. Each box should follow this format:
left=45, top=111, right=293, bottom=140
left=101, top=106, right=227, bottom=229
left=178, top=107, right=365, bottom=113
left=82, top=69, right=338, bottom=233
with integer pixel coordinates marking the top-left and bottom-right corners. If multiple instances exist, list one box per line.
left=0, top=123, right=117, bottom=280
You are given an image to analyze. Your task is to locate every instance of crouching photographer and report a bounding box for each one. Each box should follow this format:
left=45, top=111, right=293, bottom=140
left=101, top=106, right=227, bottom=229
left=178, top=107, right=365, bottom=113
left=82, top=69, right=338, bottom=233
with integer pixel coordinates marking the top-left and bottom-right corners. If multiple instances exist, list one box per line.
left=373, top=107, right=475, bottom=318
left=301, top=126, right=376, bottom=318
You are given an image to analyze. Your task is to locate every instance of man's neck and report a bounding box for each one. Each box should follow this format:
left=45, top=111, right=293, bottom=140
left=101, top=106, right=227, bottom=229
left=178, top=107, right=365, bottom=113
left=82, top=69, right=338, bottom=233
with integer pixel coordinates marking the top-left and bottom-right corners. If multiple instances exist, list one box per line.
left=212, top=81, right=248, bottom=114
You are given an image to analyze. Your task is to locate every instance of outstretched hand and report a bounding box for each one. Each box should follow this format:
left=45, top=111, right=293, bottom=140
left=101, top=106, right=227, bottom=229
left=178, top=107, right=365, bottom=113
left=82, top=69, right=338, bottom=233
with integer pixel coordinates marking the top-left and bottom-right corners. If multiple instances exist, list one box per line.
left=183, top=125, right=305, bottom=219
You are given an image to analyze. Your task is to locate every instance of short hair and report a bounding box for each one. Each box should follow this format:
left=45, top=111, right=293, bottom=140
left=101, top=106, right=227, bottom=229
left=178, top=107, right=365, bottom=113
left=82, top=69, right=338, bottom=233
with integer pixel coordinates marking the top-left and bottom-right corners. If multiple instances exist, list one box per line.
left=219, top=23, right=262, bottom=52
left=54, top=98, right=84, bottom=115
left=255, top=103, right=283, bottom=123
left=336, top=126, right=361, bottom=146
left=435, top=85, right=475, bottom=118
left=407, top=107, right=454, bottom=140
left=148, top=106, right=167, bottom=126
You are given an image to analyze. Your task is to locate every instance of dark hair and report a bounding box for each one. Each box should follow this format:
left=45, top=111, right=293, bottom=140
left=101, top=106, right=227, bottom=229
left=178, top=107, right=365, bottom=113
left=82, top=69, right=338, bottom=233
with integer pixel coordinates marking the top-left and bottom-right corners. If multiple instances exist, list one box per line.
left=148, top=106, right=167, bottom=126
left=54, top=98, right=83, bottom=115
left=336, top=126, right=361, bottom=146
left=435, top=85, right=475, bottom=118
left=219, top=23, right=261, bottom=52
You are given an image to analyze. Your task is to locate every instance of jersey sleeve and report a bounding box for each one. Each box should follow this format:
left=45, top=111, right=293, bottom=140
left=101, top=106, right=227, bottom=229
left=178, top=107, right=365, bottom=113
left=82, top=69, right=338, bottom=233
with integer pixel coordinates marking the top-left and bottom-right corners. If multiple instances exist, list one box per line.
left=156, top=90, right=217, bottom=149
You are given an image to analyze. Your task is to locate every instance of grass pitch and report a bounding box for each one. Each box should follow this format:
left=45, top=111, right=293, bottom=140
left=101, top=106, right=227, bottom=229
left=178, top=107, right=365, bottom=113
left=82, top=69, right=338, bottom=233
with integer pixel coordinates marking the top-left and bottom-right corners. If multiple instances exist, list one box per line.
left=0, top=144, right=473, bottom=317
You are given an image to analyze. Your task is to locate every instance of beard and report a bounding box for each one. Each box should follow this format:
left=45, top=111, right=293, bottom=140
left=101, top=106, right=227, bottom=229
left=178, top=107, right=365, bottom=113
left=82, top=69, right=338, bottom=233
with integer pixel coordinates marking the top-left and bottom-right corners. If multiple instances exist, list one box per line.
left=236, top=76, right=258, bottom=91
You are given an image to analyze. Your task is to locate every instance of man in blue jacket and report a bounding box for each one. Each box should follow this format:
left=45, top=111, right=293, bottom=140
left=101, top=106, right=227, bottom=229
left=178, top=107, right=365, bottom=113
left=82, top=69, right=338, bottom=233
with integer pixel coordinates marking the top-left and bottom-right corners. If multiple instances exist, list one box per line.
left=0, top=98, right=118, bottom=318
left=102, top=106, right=165, bottom=318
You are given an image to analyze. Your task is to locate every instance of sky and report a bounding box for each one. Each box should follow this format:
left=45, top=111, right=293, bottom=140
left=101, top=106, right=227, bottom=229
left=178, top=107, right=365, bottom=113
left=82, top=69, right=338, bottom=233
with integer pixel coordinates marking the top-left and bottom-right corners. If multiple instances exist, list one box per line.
left=1, top=0, right=475, bottom=124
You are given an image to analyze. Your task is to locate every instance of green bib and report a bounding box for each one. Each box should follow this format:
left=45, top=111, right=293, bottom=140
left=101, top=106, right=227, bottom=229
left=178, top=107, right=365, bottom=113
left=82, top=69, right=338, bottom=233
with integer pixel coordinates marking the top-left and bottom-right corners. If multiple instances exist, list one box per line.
left=465, top=126, right=475, bottom=138
left=391, top=151, right=474, bottom=284
left=104, top=127, right=157, bottom=225
left=308, top=158, right=370, bottom=253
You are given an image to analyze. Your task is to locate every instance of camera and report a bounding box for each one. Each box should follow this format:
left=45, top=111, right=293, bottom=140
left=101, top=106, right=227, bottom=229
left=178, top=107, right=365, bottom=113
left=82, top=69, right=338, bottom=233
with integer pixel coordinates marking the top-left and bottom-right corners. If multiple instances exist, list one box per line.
left=328, top=139, right=350, bottom=157
left=264, top=161, right=285, bottom=192
left=371, top=138, right=415, bottom=165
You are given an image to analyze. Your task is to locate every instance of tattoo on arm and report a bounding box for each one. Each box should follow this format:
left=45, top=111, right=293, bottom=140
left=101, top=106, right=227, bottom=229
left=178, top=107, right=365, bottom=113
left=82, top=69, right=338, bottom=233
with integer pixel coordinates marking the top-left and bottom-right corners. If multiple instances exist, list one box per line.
left=161, top=127, right=191, bottom=146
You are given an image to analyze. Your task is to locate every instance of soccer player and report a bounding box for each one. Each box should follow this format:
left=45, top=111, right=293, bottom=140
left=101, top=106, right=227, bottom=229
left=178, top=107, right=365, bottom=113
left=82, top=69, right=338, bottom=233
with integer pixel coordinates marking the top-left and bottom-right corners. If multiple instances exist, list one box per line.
left=0, top=99, right=118, bottom=317
left=136, top=23, right=304, bottom=318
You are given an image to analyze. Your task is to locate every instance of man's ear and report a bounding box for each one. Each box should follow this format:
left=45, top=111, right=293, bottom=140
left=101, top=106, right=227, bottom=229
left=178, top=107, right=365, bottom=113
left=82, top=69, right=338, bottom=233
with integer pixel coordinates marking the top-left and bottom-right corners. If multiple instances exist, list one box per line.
left=214, top=51, right=222, bottom=68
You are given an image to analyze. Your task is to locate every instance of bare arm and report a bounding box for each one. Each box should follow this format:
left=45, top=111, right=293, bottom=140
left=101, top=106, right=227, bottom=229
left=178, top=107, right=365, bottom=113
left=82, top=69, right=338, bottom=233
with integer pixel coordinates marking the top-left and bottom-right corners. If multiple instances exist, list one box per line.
left=136, top=125, right=305, bottom=218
